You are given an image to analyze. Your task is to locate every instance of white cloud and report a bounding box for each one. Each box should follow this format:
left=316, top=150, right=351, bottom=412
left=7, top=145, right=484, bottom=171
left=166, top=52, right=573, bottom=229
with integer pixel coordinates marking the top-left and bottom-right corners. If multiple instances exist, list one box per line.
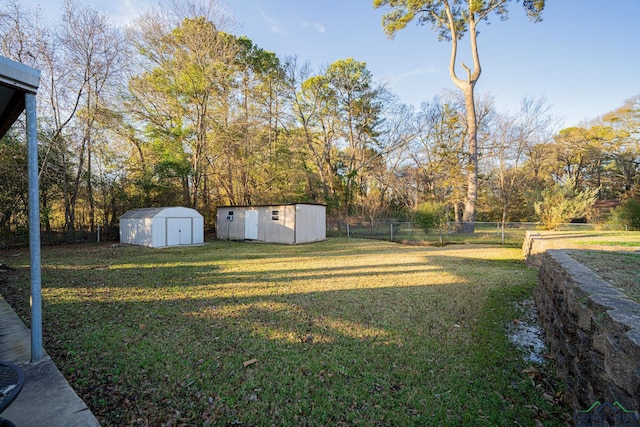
left=392, top=67, right=439, bottom=83
left=257, top=7, right=286, bottom=35
left=301, top=20, right=326, bottom=33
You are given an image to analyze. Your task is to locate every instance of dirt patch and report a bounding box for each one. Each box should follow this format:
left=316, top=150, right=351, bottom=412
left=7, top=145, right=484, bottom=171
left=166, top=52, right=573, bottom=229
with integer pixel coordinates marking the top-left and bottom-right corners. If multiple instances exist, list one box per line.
left=565, top=250, right=640, bottom=303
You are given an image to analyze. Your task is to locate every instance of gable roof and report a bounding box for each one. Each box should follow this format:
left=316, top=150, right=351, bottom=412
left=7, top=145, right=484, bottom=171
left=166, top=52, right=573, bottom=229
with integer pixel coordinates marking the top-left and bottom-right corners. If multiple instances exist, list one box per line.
left=120, top=206, right=203, bottom=219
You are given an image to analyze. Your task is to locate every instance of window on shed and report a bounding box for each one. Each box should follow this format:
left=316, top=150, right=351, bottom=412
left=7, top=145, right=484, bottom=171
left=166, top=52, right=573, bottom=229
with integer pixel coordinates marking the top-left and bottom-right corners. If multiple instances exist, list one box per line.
left=271, top=210, right=279, bottom=221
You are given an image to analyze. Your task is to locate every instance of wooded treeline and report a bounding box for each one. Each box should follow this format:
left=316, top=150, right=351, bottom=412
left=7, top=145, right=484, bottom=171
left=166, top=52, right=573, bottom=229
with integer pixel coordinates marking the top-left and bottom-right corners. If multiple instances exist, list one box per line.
left=0, top=0, right=638, bottom=239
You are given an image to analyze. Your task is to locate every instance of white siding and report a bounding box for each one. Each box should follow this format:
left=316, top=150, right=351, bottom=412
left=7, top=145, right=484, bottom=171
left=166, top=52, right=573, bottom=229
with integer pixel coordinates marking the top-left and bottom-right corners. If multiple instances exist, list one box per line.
left=167, top=217, right=192, bottom=245
left=152, top=217, right=165, bottom=247
left=216, top=208, right=245, bottom=240
left=295, top=204, right=326, bottom=243
left=193, top=216, right=204, bottom=244
left=262, top=205, right=295, bottom=244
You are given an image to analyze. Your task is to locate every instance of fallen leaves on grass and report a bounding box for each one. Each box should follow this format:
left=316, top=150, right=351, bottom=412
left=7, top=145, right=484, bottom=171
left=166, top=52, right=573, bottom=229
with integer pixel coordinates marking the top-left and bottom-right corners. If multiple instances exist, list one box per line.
left=243, top=358, right=258, bottom=368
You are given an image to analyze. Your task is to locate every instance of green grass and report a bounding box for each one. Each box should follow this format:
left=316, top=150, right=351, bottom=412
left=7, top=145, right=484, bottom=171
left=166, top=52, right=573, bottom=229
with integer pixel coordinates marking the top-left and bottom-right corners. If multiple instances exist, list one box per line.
left=1, top=238, right=570, bottom=426
left=579, top=240, right=640, bottom=247
left=568, top=231, right=640, bottom=246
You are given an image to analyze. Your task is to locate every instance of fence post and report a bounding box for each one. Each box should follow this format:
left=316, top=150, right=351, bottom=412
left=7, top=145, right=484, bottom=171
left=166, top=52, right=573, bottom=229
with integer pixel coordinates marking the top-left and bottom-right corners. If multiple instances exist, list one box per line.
left=390, top=223, right=394, bottom=242
left=346, top=223, right=350, bottom=237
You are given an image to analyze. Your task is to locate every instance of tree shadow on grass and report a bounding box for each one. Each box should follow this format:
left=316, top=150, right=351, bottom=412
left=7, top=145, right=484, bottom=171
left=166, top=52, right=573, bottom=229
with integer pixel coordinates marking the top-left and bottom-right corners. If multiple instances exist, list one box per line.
left=1, top=242, right=570, bottom=425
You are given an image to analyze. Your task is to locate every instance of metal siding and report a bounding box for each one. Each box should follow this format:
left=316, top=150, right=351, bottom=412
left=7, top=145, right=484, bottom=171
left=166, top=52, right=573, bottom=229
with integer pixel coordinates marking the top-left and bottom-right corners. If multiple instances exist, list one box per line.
left=193, top=216, right=204, bottom=244
left=149, top=218, right=161, bottom=247
left=215, top=204, right=325, bottom=244
left=216, top=210, right=228, bottom=239
left=143, top=218, right=155, bottom=247
left=282, top=205, right=296, bottom=244
left=295, top=204, right=326, bottom=243
left=217, top=208, right=245, bottom=241
left=125, top=218, right=153, bottom=247
left=262, top=205, right=294, bottom=244
left=167, top=217, right=192, bottom=245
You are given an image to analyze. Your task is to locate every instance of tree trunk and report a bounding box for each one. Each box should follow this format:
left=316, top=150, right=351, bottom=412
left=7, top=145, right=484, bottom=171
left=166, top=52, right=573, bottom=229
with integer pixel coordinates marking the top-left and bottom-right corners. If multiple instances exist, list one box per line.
left=461, top=85, right=478, bottom=233
left=87, top=135, right=95, bottom=233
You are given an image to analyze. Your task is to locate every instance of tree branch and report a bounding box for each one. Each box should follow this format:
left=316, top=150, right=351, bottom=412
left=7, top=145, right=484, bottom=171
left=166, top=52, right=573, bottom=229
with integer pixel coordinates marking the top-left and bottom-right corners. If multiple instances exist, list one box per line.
left=477, top=0, right=508, bottom=21
left=443, top=1, right=465, bottom=90
left=460, top=61, right=471, bottom=81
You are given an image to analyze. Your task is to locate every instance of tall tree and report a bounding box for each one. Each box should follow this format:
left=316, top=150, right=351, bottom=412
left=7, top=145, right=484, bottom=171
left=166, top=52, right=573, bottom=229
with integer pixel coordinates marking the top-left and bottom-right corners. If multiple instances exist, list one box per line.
left=373, top=0, right=545, bottom=231
left=54, top=0, right=126, bottom=235
left=410, top=96, right=467, bottom=221
left=601, top=96, right=640, bottom=198
left=288, top=59, right=340, bottom=208
left=361, top=100, right=417, bottom=220
left=550, top=126, right=608, bottom=193
left=0, top=0, right=126, bottom=235
left=325, top=58, right=385, bottom=215
left=61, top=0, right=126, bottom=233
left=127, top=3, right=240, bottom=210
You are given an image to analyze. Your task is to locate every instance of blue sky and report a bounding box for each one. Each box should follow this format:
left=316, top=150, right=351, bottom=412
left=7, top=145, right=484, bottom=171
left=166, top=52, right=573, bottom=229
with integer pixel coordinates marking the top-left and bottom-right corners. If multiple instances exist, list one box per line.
left=20, top=0, right=640, bottom=127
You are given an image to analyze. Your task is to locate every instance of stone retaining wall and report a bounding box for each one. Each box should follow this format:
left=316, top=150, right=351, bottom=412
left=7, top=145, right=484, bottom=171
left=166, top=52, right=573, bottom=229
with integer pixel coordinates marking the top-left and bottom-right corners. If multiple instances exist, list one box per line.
left=535, top=249, right=640, bottom=414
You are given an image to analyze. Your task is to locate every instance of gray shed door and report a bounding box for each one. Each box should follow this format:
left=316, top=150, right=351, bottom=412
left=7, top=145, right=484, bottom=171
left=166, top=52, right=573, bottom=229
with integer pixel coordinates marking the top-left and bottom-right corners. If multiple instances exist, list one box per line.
left=245, top=210, right=258, bottom=240
left=167, top=217, right=192, bottom=245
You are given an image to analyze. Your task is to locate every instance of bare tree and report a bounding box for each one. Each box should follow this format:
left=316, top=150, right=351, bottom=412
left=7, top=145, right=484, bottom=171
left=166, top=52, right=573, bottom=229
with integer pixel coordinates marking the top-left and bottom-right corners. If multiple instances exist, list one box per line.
left=59, top=0, right=127, bottom=232
left=484, top=97, right=554, bottom=239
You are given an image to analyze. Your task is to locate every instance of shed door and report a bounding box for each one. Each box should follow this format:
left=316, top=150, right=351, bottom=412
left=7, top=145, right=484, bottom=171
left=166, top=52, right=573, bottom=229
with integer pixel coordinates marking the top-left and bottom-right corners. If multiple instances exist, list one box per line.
left=167, top=218, right=192, bottom=246
left=245, top=210, right=258, bottom=240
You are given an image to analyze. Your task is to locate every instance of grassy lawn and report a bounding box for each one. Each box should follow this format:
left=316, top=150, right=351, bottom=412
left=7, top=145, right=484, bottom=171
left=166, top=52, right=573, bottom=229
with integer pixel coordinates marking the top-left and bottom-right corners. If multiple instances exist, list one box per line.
left=0, top=238, right=570, bottom=426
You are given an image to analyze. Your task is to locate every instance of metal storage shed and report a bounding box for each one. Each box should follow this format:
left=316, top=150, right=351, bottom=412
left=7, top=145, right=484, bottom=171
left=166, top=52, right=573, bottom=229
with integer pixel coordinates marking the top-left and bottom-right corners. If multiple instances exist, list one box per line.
left=120, top=207, right=204, bottom=248
left=216, top=203, right=326, bottom=244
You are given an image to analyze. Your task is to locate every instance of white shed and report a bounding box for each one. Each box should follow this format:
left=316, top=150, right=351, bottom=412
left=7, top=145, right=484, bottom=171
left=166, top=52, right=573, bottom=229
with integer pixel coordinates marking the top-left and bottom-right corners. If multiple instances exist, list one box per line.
left=216, top=203, right=326, bottom=244
left=120, top=207, right=204, bottom=248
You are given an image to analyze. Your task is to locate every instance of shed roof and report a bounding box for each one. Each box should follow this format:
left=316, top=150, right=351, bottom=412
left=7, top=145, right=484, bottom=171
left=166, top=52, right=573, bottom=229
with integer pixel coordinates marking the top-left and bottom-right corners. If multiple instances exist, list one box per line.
left=0, top=56, right=41, bottom=138
left=216, top=203, right=326, bottom=209
left=121, top=206, right=203, bottom=219
left=120, top=207, right=165, bottom=219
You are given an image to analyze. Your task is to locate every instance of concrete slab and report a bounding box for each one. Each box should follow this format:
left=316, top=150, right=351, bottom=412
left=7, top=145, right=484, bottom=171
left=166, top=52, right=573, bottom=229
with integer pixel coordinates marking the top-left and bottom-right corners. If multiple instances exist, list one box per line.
left=0, top=295, right=100, bottom=426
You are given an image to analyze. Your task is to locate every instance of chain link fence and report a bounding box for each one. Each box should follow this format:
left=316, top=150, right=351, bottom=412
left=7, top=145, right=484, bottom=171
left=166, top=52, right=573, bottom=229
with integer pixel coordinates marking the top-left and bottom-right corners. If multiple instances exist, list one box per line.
left=327, top=220, right=624, bottom=246
left=0, top=227, right=117, bottom=249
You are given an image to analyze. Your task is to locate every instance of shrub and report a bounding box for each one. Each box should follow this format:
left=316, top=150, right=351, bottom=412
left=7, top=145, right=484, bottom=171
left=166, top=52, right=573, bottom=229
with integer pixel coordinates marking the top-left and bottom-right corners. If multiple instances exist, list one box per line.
left=534, top=177, right=598, bottom=230
left=414, top=201, right=447, bottom=244
left=611, top=198, right=640, bottom=230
